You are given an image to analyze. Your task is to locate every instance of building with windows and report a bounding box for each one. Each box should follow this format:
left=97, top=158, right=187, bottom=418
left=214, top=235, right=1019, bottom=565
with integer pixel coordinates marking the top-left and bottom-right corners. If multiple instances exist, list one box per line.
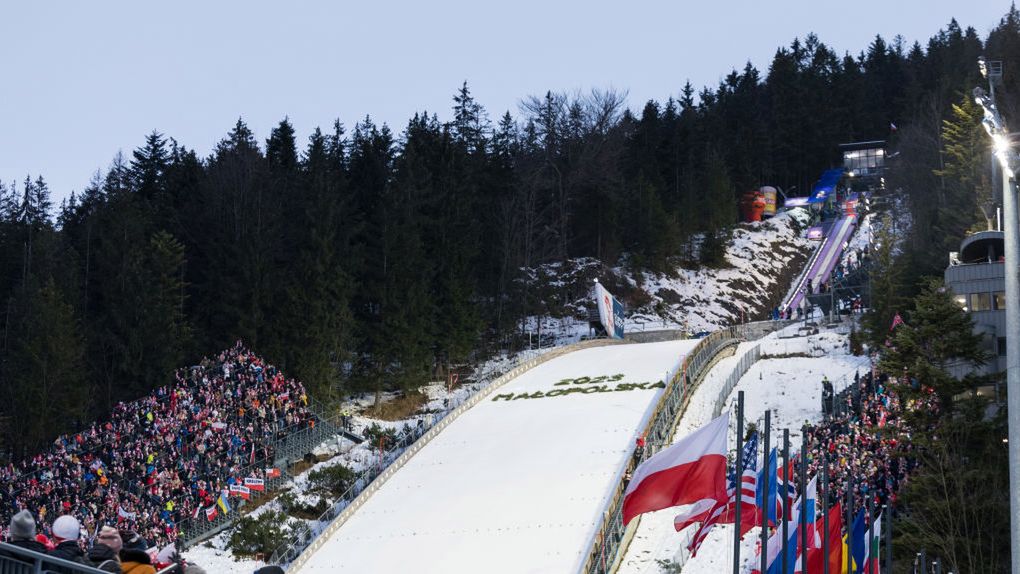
left=839, top=141, right=886, bottom=192
left=945, top=230, right=1006, bottom=375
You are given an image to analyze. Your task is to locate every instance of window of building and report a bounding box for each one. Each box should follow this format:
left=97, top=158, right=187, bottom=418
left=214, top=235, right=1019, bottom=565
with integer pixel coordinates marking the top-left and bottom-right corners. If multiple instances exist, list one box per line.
left=954, top=294, right=968, bottom=310
left=994, top=291, right=1006, bottom=310
left=971, top=292, right=992, bottom=311
left=999, top=337, right=1008, bottom=356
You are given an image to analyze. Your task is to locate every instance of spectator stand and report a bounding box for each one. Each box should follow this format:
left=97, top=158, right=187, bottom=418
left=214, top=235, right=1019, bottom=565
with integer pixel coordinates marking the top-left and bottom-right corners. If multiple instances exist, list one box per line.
left=177, top=397, right=349, bottom=548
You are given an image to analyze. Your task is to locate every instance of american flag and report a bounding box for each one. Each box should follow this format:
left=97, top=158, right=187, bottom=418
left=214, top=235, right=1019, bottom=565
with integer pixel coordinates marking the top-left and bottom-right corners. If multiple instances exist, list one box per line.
left=686, top=432, right=759, bottom=556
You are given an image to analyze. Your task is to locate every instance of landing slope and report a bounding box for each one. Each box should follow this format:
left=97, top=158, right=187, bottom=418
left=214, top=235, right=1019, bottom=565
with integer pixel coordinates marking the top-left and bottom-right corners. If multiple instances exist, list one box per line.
left=295, top=339, right=699, bottom=574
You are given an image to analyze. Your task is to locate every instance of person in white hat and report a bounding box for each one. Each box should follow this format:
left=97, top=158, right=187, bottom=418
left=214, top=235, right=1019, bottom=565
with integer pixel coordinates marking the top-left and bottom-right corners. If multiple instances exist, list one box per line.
left=48, top=514, right=87, bottom=566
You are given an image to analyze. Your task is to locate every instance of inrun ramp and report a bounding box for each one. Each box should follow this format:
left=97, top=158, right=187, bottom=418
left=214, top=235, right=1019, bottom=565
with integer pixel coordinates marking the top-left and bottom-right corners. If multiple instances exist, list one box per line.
left=295, top=339, right=699, bottom=574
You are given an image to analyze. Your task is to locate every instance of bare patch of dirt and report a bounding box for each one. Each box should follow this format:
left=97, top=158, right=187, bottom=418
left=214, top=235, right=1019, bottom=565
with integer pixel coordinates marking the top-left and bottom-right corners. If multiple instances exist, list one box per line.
left=361, top=390, right=429, bottom=421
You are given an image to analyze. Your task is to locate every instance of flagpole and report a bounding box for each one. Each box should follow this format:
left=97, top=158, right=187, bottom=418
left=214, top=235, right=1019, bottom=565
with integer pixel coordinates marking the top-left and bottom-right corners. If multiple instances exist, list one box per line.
left=823, top=462, right=830, bottom=574
left=800, top=427, right=808, bottom=574
left=781, top=428, right=790, bottom=574
left=868, top=496, right=875, bottom=574
left=761, top=410, right=771, bottom=574
left=847, top=428, right=855, bottom=574
left=734, top=391, right=744, bottom=574
left=884, top=504, right=892, bottom=574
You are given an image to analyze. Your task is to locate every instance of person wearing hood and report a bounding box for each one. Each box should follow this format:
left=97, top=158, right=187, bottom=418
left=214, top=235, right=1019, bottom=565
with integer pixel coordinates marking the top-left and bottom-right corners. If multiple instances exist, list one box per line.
left=47, top=515, right=88, bottom=571
left=6, top=510, right=47, bottom=553
left=89, top=526, right=123, bottom=573
left=118, top=530, right=155, bottom=574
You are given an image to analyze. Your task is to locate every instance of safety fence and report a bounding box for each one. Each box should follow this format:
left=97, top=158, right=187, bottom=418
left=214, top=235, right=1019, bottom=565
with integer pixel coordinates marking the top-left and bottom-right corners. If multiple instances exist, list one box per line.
left=272, top=338, right=626, bottom=571
left=579, top=320, right=793, bottom=574
left=712, top=343, right=762, bottom=417
left=177, top=398, right=344, bottom=547
left=0, top=541, right=109, bottom=574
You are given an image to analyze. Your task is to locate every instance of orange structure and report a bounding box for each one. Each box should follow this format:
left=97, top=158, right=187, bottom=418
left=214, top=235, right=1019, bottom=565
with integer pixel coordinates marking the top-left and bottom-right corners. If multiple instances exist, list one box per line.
left=740, top=190, right=767, bottom=222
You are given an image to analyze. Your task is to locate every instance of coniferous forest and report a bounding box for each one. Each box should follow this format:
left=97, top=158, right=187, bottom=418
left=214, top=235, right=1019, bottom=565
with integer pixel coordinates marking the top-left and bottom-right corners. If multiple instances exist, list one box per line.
left=2, top=10, right=1020, bottom=457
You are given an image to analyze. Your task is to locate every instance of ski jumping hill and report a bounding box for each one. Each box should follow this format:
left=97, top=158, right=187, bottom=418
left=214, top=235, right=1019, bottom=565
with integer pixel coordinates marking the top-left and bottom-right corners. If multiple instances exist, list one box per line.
left=292, top=339, right=700, bottom=574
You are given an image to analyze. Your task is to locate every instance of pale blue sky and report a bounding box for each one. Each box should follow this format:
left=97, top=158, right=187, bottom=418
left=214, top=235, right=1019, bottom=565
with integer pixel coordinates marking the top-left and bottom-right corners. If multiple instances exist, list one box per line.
left=0, top=0, right=1011, bottom=204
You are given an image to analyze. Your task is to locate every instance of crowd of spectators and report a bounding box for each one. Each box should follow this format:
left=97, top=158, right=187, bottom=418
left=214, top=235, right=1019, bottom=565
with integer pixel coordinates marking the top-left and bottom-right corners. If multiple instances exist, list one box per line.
left=805, top=367, right=939, bottom=512
left=0, top=342, right=316, bottom=551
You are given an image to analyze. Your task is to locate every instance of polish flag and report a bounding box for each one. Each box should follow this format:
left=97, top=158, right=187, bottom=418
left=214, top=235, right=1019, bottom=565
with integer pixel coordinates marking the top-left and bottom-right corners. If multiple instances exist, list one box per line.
left=244, top=477, right=265, bottom=491
left=622, top=413, right=728, bottom=525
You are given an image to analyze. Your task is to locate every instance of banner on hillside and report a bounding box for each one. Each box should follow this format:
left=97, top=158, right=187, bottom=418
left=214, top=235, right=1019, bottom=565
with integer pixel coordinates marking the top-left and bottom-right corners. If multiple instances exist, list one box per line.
left=594, top=281, right=625, bottom=339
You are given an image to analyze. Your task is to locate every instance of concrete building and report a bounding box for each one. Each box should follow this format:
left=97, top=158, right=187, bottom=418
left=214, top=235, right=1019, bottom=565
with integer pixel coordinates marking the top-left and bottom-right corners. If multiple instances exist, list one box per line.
left=945, top=230, right=1007, bottom=376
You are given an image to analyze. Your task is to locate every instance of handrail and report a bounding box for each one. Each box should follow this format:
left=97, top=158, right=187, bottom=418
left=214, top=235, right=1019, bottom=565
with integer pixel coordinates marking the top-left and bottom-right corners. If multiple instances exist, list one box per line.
left=578, top=320, right=794, bottom=574
left=279, top=338, right=627, bottom=572
left=0, top=541, right=109, bottom=574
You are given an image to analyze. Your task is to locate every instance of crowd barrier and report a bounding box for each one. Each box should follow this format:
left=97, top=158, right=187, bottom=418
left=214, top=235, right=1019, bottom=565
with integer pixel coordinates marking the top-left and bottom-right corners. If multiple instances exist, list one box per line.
left=579, top=320, right=793, bottom=574
left=274, top=338, right=626, bottom=571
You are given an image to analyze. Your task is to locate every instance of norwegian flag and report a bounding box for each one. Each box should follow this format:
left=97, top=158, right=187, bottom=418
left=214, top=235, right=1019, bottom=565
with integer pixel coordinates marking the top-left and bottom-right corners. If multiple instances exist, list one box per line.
left=681, top=432, right=760, bottom=556
left=777, top=452, right=799, bottom=521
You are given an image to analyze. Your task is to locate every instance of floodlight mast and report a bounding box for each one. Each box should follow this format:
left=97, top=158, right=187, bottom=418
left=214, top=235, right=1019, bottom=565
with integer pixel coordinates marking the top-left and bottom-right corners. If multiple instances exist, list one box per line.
left=974, top=67, right=1020, bottom=574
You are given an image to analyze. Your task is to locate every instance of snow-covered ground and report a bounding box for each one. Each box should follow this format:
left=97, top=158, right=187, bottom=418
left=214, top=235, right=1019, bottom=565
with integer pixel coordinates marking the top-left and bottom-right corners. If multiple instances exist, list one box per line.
left=516, top=210, right=815, bottom=347
left=293, top=340, right=700, bottom=574
left=627, top=210, right=814, bottom=333
left=181, top=209, right=824, bottom=573
left=617, top=328, right=869, bottom=574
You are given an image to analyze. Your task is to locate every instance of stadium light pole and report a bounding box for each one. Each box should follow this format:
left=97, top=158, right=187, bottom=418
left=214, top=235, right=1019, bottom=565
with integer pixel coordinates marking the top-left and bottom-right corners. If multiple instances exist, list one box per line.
left=974, top=58, right=1020, bottom=574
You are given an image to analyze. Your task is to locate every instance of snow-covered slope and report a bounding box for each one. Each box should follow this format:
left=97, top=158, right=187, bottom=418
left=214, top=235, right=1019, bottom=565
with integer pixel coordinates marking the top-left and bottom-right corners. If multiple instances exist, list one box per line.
left=293, top=340, right=699, bottom=574
left=617, top=329, right=869, bottom=574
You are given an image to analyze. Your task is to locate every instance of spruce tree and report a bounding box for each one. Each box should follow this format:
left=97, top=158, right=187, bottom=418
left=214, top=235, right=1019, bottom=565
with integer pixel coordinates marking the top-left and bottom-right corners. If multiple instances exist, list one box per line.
left=879, top=278, right=989, bottom=407
left=1, top=277, right=88, bottom=454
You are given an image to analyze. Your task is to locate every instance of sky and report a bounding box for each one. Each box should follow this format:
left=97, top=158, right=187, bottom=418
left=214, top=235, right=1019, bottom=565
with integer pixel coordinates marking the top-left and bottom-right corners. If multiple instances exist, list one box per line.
left=0, top=0, right=1011, bottom=205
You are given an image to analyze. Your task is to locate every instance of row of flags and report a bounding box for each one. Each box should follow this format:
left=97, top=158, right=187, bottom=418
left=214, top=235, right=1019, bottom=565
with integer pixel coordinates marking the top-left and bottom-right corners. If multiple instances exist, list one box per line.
left=622, top=414, right=886, bottom=573
left=189, top=469, right=279, bottom=521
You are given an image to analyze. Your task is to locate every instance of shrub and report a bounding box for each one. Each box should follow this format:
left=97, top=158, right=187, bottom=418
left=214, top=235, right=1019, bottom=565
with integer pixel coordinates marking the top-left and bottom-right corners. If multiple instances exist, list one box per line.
left=307, top=463, right=357, bottom=497
left=277, top=492, right=329, bottom=520
left=362, top=422, right=397, bottom=446
left=227, top=510, right=294, bottom=558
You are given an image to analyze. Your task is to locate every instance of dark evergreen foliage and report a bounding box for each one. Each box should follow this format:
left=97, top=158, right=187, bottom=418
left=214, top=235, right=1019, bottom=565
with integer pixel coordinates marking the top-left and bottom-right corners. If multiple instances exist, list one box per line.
left=1, top=12, right=1017, bottom=454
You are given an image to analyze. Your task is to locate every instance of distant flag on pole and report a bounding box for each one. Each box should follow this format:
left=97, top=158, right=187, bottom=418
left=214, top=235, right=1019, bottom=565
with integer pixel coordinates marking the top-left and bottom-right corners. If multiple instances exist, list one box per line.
left=622, top=413, right=729, bottom=525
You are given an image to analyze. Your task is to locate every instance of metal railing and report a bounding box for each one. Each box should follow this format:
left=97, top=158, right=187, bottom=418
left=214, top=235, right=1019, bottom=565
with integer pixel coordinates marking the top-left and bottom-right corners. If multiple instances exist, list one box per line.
left=267, top=424, right=429, bottom=565
left=0, top=542, right=109, bottom=574
left=276, top=338, right=626, bottom=572
left=712, top=344, right=762, bottom=417
left=580, top=320, right=793, bottom=574
left=177, top=401, right=343, bottom=547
